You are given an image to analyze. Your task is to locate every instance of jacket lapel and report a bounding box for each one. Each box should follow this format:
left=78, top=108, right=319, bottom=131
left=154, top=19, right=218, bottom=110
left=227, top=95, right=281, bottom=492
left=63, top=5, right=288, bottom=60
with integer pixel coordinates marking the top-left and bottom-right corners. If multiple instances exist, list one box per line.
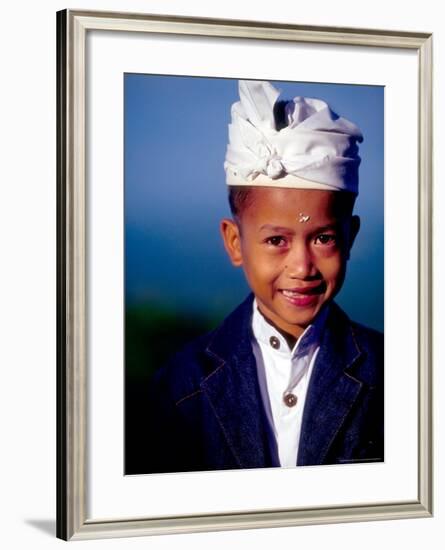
left=201, top=295, right=277, bottom=469
left=200, top=296, right=365, bottom=468
left=297, top=304, right=364, bottom=466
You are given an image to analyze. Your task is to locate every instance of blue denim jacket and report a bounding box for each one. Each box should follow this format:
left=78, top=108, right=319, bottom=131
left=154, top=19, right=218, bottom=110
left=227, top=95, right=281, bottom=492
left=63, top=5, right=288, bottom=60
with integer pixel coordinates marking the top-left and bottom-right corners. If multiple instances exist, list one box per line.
left=145, top=294, right=383, bottom=473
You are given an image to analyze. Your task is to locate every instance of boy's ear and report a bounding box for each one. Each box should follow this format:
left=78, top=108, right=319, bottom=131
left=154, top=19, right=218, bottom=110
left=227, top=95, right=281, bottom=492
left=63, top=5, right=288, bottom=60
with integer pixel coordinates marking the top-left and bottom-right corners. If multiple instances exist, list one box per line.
left=345, top=215, right=360, bottom=259
left=220, top=218, right=243, bottom=267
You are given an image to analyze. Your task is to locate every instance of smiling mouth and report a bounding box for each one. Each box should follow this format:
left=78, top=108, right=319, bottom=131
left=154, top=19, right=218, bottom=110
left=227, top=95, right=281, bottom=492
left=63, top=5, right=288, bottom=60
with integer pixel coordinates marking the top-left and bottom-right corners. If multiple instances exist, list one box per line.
left=280, top=285, right=323, bottom=297
left=279, top=285, right=324, bottom=307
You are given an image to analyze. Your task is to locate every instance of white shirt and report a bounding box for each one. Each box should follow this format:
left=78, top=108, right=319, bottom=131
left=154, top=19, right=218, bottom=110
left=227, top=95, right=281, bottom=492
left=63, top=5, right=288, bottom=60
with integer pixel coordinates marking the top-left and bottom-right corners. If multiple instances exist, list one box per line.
left=251, top=300, right=328, bottom=467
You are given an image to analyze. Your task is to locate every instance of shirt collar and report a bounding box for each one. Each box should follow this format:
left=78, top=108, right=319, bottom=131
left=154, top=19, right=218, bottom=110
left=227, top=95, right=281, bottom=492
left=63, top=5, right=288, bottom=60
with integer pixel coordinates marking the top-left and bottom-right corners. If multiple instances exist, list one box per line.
left=251, top=298, right=328, bottom=359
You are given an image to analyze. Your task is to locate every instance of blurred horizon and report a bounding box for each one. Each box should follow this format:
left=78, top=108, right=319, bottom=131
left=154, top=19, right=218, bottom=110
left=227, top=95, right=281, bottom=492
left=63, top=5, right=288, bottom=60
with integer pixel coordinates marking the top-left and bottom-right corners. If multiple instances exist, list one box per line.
left=125, top=75, right=384, bottom=338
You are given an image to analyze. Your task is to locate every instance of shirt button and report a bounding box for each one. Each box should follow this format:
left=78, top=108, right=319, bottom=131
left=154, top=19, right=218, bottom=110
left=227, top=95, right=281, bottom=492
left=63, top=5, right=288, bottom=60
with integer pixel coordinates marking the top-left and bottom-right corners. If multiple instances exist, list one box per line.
left=283, top=393, right=298, bottom=407
left=269, top=336, right=280, bottom=349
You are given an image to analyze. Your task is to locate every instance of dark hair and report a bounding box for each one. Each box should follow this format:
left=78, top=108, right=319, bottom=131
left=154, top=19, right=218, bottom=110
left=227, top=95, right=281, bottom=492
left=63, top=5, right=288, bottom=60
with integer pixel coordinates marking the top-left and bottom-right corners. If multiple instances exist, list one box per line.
left=228, top=186, right=254, bottom=220
left=273, top=100, right=290, bottom=131
left=333, top=191, right=357, bottom=217
left=228, top=185, right=356, bottom=220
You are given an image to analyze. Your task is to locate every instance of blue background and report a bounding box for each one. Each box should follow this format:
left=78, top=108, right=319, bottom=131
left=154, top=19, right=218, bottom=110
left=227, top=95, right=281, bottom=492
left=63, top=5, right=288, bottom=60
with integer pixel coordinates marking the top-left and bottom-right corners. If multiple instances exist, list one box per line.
left=125, top=75, right=384, bottom=341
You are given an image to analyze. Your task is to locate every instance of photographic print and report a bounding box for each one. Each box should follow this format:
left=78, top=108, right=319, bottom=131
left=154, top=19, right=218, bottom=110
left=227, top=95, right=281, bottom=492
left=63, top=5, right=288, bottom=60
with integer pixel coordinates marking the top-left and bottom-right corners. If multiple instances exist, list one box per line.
left=124, top=75, right=384, bottom=475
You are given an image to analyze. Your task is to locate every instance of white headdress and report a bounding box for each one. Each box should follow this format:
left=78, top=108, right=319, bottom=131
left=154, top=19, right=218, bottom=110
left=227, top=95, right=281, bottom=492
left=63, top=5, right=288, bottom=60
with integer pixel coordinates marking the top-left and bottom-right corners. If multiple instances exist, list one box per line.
left=224, top=80, right=363, bottom=194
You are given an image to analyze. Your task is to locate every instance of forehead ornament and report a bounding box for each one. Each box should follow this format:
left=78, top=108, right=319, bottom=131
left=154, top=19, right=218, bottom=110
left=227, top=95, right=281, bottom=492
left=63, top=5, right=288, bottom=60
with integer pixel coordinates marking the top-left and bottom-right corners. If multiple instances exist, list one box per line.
left=298, top=213, right=311, bottom=223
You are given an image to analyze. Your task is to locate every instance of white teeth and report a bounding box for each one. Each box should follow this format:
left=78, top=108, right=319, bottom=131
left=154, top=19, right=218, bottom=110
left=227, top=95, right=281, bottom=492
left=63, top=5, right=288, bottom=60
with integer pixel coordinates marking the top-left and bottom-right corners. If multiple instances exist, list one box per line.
left=282, top=290, right=300, bottom=297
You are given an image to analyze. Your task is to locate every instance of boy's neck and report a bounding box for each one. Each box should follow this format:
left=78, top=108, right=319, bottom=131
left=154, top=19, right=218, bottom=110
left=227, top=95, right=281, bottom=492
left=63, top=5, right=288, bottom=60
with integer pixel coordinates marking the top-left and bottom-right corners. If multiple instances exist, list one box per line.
left=254, top=301, right=329, bottom=352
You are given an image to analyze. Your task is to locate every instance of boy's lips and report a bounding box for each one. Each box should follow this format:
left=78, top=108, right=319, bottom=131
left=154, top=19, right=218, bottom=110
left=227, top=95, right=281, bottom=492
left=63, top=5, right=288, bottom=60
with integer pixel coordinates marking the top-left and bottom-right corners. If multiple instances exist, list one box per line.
left=279, top=285, right=324, bottom=307
left=279, top=284, right=323, bottom=296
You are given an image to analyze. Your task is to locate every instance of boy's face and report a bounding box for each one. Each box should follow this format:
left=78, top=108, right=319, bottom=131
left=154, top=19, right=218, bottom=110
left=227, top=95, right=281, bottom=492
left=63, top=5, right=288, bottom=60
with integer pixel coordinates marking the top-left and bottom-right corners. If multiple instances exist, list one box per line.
left=221, top=187, right=360, bottom=339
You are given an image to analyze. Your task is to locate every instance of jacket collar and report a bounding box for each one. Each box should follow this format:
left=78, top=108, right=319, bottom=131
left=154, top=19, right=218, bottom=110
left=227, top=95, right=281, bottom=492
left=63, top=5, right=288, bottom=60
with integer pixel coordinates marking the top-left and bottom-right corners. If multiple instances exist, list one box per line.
left=202, top=294, right=275, bottom=468
left=251, top=297, right=328, bottom=360
left=203, top=294, right=365, bottom=467
left=297, top=302, right=364, bottom=465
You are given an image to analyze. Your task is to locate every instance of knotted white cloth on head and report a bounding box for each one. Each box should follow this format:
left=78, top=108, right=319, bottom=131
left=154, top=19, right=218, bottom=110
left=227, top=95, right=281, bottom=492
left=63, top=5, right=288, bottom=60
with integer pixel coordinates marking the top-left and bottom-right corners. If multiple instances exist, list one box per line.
left=224, top=80, right=363, bottom=194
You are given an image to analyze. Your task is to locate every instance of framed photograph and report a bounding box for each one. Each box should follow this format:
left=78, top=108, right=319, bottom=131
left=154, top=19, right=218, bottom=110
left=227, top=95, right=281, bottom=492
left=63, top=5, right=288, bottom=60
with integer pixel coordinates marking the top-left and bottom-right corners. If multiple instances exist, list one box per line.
left=57, top=9, right=433, bottom=540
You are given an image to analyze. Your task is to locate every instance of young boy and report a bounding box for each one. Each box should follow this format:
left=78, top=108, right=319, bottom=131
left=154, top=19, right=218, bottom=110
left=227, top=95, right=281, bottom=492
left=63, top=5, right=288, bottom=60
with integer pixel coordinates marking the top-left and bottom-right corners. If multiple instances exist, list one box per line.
left=146, top=80, right=383, bottom=473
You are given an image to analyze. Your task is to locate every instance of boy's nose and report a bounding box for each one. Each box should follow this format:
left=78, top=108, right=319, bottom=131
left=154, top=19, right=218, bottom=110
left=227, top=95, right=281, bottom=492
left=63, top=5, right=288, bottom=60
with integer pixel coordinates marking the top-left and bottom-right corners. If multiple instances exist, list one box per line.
left=285, top=243, right=316, bottom=279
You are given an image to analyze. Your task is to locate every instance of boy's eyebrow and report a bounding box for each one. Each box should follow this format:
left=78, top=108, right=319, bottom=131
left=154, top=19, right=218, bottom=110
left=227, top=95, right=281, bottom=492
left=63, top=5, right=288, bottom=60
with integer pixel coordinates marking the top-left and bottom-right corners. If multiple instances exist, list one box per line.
left=311, top=223, right=341, bottom=233
left=259, top=224, right=295, bottom=233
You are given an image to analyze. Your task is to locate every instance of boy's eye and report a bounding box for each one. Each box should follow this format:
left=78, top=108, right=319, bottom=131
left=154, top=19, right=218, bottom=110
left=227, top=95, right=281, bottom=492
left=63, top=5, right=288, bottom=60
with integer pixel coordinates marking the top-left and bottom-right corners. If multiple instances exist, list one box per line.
left=314, top=234, right=337, bottom=246
left=265, top=236, right=287, bottom=247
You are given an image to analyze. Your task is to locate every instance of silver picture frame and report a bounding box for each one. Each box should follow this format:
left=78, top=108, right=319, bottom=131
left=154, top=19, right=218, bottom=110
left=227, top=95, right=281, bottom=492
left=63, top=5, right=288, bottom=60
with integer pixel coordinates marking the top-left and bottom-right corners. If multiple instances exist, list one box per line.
left=57, top=8, right=433, bottom=541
